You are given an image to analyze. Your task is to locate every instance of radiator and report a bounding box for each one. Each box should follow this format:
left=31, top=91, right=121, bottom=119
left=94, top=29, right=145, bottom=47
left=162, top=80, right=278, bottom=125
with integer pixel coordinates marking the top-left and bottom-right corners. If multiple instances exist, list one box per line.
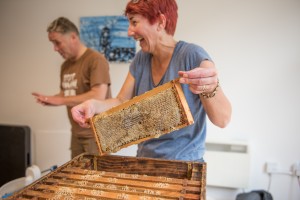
left=204, top=138, right=250, bottom=189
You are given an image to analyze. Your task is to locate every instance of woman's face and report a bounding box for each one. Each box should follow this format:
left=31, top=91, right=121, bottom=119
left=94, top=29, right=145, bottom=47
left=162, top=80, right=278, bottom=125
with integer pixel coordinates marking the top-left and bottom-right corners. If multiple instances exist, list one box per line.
left=127, top=13, right=159, bottom=53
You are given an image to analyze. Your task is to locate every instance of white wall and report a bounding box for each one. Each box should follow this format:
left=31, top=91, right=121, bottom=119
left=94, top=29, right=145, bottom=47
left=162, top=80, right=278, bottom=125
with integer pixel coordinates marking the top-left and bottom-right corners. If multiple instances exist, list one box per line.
left=0, top=0, right=299, bottom=199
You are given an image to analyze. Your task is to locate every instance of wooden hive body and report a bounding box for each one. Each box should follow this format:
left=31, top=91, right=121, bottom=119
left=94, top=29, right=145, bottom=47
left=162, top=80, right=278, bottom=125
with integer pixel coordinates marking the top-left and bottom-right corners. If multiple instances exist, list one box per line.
left=9, top=154, right=206, bottom=200
left=90, top=79, right=194, bottom=155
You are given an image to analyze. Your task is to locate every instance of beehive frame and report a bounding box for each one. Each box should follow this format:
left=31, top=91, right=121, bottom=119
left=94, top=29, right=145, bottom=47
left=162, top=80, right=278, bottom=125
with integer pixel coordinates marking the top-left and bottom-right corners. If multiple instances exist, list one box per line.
left=8, top=154, right=206, bottom=200
left=90, top=78, right=194, bottom=155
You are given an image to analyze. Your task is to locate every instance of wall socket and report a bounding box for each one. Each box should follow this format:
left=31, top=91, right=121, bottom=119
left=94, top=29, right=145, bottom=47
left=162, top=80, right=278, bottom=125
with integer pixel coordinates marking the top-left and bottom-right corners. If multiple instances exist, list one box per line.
left=265, top=161, right=300, bottom=176
left=265, top=162, right=279, bottom=173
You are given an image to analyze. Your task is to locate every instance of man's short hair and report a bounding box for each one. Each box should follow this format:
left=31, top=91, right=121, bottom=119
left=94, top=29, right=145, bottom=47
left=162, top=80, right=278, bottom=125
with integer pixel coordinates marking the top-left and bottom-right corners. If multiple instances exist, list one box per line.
left=47, top=17, right=79, bottom=35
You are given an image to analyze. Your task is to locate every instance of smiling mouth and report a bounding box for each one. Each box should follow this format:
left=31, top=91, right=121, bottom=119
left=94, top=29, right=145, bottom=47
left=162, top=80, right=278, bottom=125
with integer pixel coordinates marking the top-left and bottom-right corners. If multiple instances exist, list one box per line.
left=134, top=36, right=143, bottom=41
left=137, top=38, right=145, bottom=46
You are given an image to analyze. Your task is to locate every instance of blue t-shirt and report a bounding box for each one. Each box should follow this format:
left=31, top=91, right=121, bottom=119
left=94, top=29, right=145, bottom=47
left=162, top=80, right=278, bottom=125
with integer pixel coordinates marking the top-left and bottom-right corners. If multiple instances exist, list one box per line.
left=129, top=41, right=211, bottom=161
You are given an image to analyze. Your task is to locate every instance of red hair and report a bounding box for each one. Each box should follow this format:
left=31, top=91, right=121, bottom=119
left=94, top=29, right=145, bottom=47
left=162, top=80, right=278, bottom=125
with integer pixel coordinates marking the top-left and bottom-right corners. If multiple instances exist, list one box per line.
left=125, top=0, right=178, bottom=36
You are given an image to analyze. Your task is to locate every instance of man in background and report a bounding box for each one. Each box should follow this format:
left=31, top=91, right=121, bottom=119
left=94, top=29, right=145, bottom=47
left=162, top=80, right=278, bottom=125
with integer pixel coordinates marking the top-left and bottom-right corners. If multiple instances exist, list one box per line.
left=32, top=17, right=111, bottom=158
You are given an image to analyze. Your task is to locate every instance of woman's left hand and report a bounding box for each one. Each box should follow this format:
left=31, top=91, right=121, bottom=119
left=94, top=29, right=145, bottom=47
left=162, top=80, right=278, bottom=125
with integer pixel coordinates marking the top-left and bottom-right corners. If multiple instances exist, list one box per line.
left=178, top=60, right=218, bottom=94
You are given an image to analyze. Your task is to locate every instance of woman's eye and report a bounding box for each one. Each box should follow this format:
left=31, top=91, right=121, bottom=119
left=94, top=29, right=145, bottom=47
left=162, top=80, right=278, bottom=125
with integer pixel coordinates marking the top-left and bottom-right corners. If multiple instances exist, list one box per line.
left=132, top=21, right=137, bottom=26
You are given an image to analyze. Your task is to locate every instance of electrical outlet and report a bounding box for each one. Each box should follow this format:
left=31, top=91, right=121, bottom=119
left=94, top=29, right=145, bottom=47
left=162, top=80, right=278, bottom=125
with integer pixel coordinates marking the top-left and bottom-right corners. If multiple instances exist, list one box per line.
left=265, top=162, right=279, bottom=173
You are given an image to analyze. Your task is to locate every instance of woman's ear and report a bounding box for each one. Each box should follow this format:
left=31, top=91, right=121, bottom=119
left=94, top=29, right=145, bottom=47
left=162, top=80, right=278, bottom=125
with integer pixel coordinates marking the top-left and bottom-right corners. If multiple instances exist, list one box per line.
left=157, top=13, right=166, bottom=31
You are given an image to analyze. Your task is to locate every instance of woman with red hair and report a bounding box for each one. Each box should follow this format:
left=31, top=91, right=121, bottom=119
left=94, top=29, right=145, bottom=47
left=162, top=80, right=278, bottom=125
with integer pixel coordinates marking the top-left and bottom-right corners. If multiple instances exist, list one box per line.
left=71, top=0, right=231, bottom=161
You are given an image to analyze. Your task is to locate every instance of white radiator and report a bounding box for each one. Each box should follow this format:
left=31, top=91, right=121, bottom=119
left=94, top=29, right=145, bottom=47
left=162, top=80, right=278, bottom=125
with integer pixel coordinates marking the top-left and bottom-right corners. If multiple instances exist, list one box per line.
left=204, top=138, right=250, bottom=189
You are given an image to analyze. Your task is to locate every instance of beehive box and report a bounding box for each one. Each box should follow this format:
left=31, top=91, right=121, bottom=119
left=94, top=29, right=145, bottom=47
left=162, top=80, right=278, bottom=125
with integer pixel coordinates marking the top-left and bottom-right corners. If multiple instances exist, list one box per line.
left=90, top=78, right=194, bottom=155
left=8, top=154, right=206, bottom=200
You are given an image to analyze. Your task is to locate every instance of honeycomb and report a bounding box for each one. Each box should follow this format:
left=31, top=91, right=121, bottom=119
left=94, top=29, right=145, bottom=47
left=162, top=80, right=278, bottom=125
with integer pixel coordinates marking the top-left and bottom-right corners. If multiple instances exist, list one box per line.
left=90, top=79, right=194, bottom=155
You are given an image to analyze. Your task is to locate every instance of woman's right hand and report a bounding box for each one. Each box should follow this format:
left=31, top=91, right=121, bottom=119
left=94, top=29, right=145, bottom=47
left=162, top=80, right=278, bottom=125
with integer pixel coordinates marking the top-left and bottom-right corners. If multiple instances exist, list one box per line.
left=71, top=99, right=97, bottom=128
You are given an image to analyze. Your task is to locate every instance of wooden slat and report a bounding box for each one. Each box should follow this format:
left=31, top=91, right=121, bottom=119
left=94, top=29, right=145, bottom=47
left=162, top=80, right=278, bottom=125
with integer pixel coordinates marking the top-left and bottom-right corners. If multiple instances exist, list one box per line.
left=21, top=190, right=54, bottom=198
left=36, top=184, right=176, bottom=200
left=90, top=154, right=206, bottom=181
left=43, top=178, right=200, bottom=199
left=63, top=167, right=202, bottom=186
left=51, top=172, right=200, bottom=193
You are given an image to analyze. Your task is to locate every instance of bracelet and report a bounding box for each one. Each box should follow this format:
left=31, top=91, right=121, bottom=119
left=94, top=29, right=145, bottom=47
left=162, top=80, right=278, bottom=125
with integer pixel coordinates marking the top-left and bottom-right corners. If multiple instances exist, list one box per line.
left=200, top=79, right=219, bottom=99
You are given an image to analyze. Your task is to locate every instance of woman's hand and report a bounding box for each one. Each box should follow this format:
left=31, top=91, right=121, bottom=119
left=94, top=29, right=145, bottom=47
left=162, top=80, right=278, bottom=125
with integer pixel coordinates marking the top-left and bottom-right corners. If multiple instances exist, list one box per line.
left=71, top=99, right=97, bottom=128
left=178, top=60, right=231, bottom=128
left=178, top=60, right=218, bottom=94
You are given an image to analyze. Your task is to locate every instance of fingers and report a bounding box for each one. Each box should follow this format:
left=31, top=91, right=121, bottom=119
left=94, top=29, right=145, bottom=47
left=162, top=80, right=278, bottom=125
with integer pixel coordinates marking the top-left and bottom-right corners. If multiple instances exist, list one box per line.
left=178, top=67, right=218, bottom=95
left=79, top=121, right=91, bottom=128
left=71, top=106, right=91, bottom=128
left=39, top=97, right=49, bottom=104
left=32, top=93, right=49, bottom=105
left=179, top=67, right=216, bottom=79
left=188, top=83, right=213, bottom=94
left=31, top=92, right=39, bottom=97
left=200, top=84, right=208, bottom=92
left=32, top=92, right=46, bottom=100
left=179, top=73, right=216, bottom=86
left=71, top=107, right=84, bottom=123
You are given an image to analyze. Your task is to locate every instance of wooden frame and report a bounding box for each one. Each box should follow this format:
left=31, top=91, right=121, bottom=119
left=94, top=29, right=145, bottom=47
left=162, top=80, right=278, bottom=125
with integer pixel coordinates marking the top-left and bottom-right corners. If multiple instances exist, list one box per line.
left=90, top=78, right=194, bottom=155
